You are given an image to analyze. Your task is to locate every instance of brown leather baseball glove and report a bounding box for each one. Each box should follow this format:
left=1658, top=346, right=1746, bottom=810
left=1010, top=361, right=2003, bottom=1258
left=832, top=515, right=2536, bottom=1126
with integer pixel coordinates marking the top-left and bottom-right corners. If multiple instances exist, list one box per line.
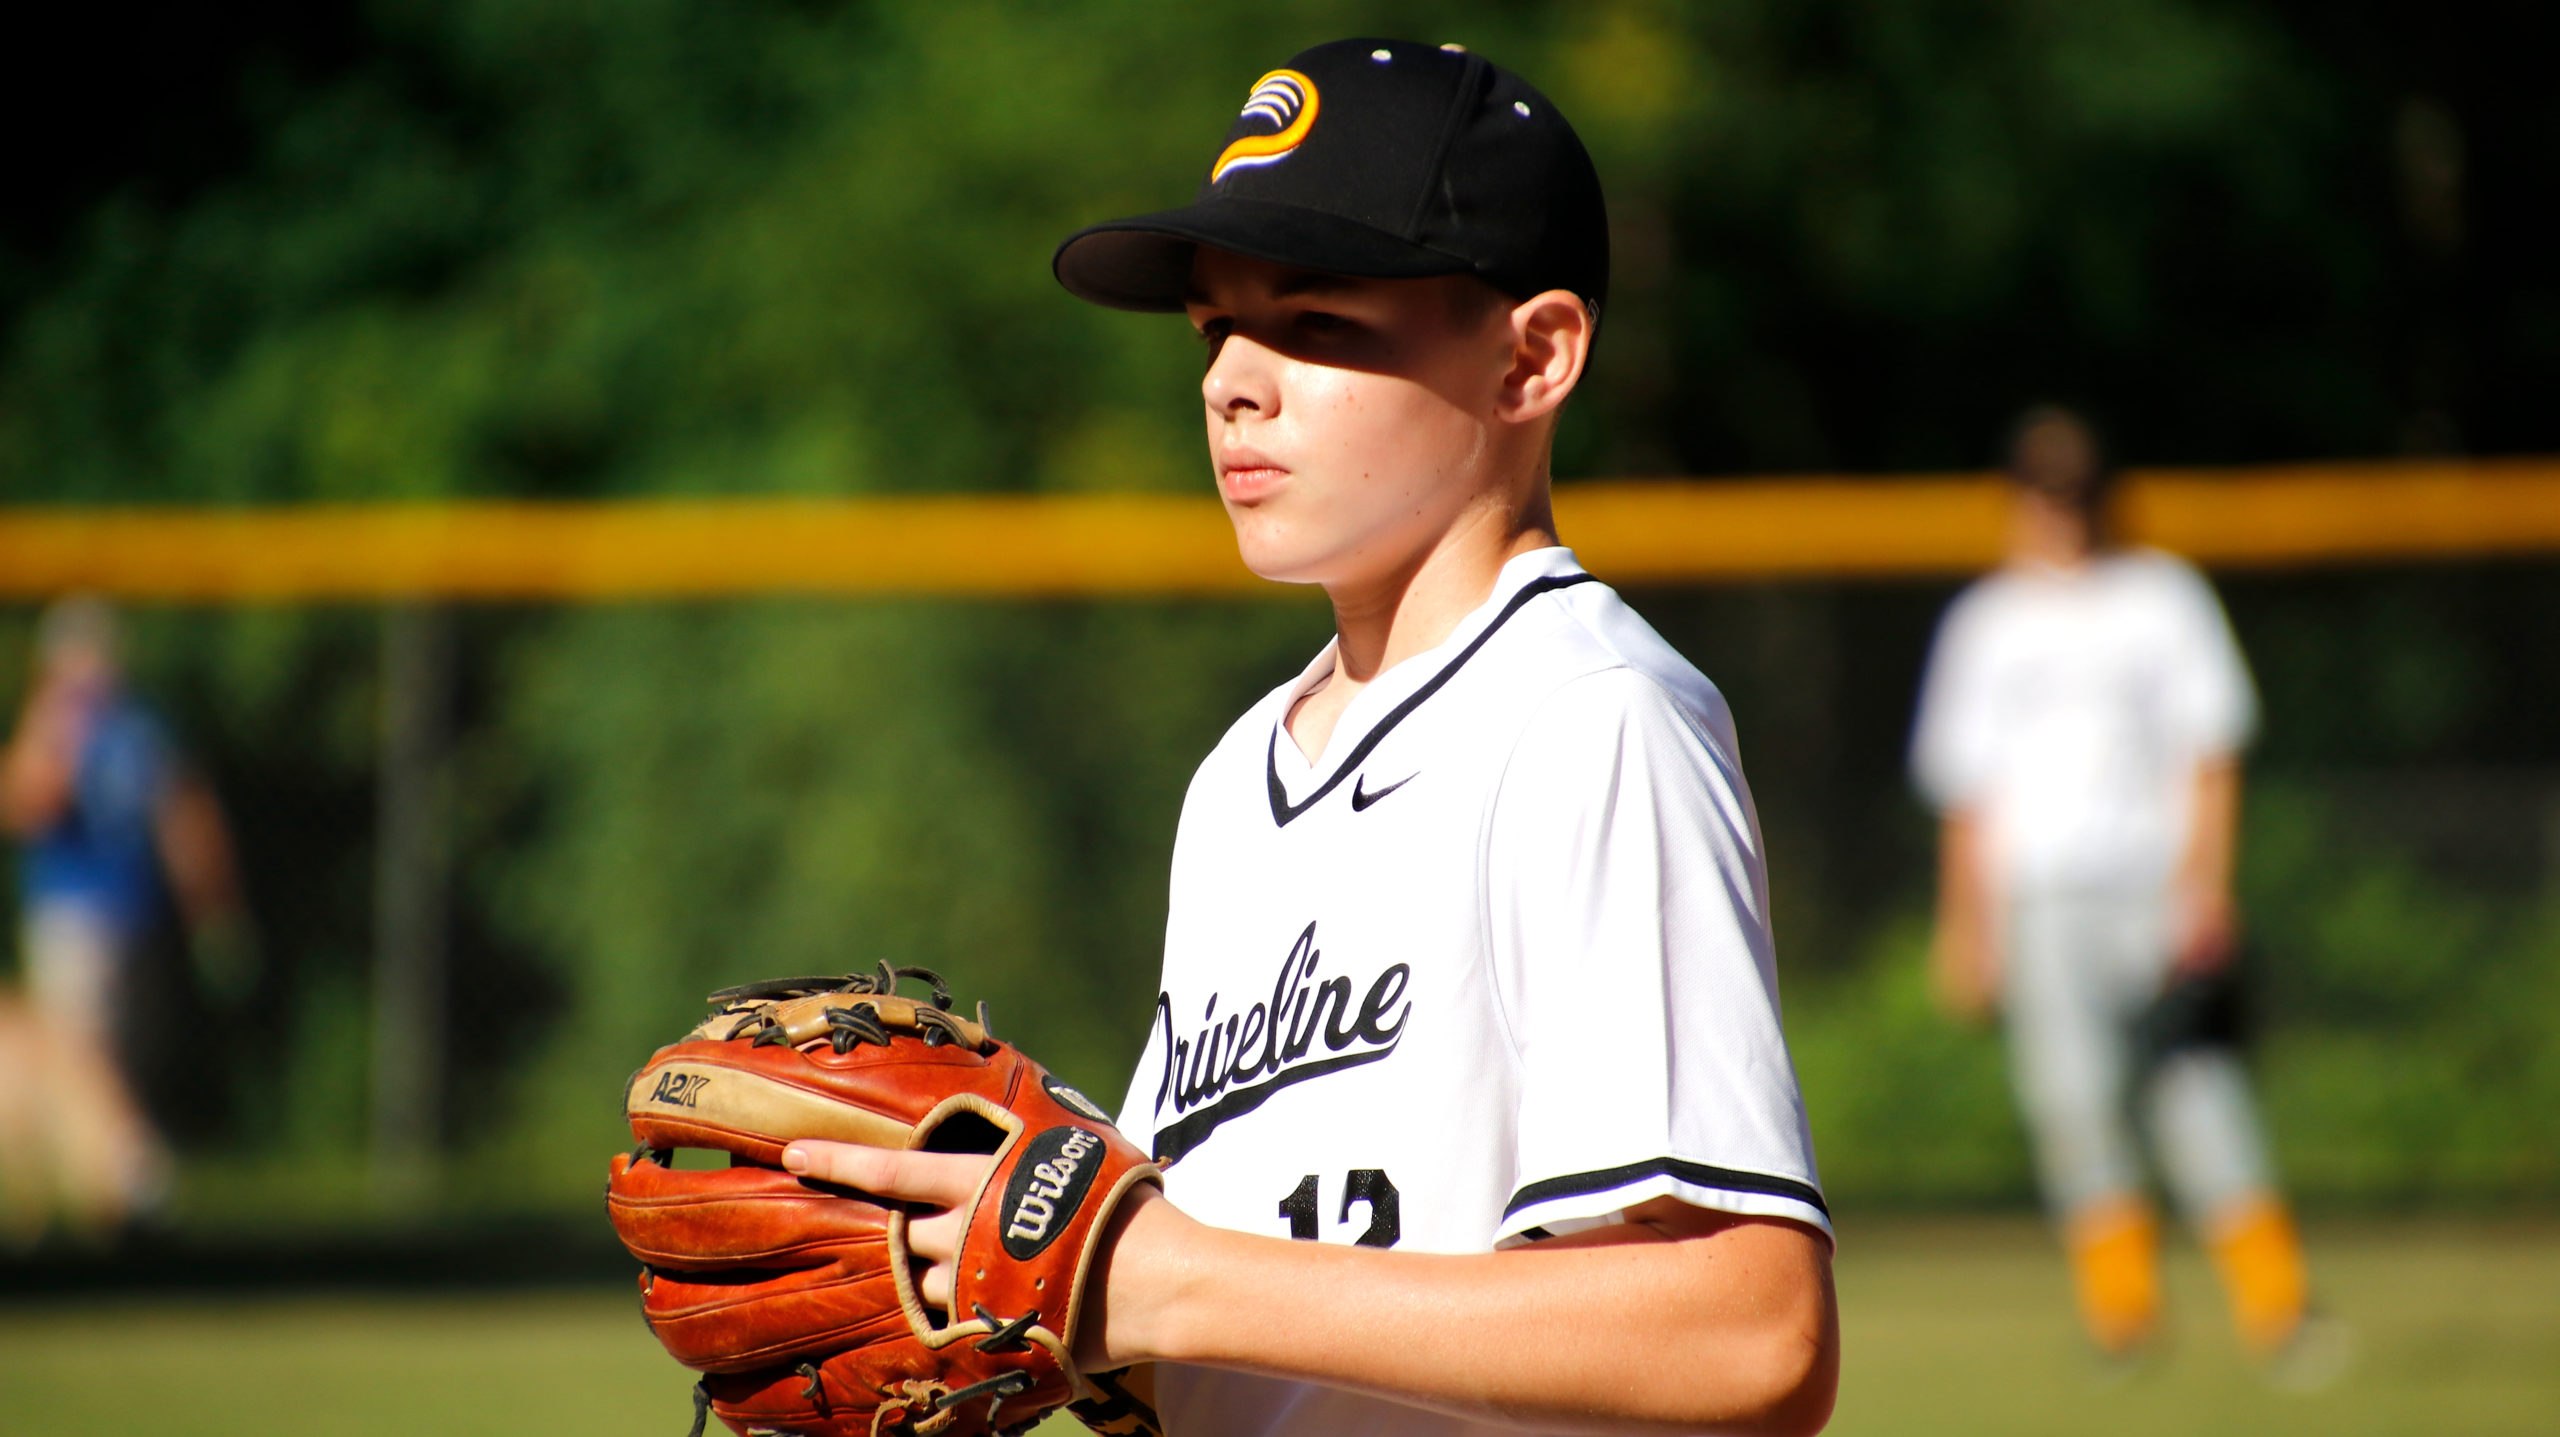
left=607, top=966, right=1161, bottom=1437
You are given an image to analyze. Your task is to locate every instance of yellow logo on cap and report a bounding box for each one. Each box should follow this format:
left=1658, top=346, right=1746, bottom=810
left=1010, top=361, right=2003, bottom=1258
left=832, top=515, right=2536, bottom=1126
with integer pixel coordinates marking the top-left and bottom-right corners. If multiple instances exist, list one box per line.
left=1211, top=69, right=1320, bottom=183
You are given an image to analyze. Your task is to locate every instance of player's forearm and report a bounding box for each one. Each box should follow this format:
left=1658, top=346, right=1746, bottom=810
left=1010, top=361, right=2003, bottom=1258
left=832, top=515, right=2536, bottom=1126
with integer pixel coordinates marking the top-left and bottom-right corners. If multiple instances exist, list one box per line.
left=1931, top=808, right=1996, bottom=1008
left=1098, top=1193, right=1838, bottom=1435
left=155, top=778, right=244, bottom=927
left=2179, top=756, right=2241, bottom=896
left=2166, top=756, right=2244, bottom=970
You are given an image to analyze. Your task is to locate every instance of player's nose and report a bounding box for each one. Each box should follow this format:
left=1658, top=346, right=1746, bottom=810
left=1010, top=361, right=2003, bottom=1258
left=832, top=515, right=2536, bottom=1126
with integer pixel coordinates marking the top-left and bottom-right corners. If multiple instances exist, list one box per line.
left=1202, top=331, right=1278, bottom=420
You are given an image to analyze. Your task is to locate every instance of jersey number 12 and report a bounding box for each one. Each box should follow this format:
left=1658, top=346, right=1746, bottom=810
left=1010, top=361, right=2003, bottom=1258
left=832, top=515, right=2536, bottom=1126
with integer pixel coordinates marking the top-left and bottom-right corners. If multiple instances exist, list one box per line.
left=1276, top=1169, right=1402, bottom=1247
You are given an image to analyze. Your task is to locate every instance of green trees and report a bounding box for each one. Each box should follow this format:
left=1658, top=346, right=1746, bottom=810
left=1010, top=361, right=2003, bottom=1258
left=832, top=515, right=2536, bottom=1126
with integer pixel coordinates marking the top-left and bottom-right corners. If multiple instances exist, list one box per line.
left=2, top=2, right=2552, bottom=1216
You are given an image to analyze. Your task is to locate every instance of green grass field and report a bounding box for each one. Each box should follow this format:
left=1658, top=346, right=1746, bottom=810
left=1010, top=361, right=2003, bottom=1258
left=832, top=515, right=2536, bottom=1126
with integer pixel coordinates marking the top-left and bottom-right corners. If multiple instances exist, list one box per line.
left=1, top=1217, right=2552, bottom=1435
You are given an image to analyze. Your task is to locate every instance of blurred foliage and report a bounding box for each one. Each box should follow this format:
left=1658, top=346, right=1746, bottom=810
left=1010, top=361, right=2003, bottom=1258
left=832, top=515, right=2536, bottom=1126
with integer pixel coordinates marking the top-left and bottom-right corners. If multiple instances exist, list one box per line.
left=0, top=1, right=2555, bottom=1220
left=1795, top=777, right=2560, bottom=1207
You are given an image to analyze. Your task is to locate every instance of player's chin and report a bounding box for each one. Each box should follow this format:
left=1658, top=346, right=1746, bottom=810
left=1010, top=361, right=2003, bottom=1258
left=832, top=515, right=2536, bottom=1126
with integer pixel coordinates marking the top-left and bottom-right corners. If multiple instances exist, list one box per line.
left=1223, top=517, right=1337, bottom=586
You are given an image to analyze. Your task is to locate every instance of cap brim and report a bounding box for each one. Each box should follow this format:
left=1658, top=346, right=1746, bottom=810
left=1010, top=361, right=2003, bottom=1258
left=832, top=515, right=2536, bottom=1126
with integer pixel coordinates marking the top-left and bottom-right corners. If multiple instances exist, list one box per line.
left=1053, top=198, right=1474, bottom=312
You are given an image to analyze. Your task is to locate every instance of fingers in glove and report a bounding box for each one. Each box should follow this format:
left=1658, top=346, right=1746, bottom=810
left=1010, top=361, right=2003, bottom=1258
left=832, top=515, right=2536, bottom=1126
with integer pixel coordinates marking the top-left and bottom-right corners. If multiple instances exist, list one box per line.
left=784, top=1141, right=989, bottom=1310
left=906, top=1206, right=969, bottom=1309
left=782, top=1140, right=984, bottom=1207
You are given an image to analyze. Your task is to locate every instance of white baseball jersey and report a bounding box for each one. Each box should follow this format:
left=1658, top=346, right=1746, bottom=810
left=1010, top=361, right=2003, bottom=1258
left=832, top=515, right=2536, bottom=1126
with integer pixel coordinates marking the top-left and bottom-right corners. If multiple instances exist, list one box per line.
left=1910, top=548, right=2257, bottom=893
left=1114, top=547, right=1827, bottom=1437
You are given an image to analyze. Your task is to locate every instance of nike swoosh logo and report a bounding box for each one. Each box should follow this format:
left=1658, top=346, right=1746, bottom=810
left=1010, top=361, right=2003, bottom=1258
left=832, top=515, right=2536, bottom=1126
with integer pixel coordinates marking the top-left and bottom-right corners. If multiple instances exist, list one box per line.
left=1350, top=772, right=1417, bottom=811
left=1261, top=573, right=1598, bottom=827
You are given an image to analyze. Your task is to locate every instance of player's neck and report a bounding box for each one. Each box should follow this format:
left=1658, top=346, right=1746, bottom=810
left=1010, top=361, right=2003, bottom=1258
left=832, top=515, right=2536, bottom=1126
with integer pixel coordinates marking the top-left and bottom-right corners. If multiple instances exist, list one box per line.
left=1286, top=493, right=1557, bottom=762
left=2008, top=505, right=2101, bottom=573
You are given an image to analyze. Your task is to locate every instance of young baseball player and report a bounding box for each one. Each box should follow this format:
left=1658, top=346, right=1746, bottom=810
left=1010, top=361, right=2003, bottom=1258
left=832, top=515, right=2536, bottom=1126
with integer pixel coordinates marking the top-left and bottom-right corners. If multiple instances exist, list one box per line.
left=2, top=598, right=252, bottom=1237
left=787, top=40, right=1837, bottom=1434
left=1910, top=406, right=2322, bottom=1374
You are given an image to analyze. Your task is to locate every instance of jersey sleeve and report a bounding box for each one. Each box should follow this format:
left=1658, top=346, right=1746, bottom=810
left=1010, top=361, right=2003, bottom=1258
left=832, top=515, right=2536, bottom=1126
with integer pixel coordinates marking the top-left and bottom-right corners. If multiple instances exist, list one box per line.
left=2155, top=557, right=2258, bottom=757
left=1484, top=669, right=1830, bottom=1245
left=1908, top=587, right=1997, bottom=811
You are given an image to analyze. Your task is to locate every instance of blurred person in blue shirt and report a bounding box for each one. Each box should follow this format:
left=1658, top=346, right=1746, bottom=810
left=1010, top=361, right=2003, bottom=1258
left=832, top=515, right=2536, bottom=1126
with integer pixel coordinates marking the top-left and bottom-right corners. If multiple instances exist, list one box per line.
left=2, top=597, right=250, bottom=1233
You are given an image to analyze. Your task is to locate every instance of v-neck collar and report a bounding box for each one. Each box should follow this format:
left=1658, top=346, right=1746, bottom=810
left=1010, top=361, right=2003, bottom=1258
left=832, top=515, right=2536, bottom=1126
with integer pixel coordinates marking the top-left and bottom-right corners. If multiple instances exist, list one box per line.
left=1263, top=548, right=1594, bottom=827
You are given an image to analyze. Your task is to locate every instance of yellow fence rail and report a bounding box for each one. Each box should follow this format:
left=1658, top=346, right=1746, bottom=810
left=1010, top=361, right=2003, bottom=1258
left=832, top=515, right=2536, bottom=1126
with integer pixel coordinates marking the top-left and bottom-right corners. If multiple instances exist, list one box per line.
left=3, top=458, right=2556, bottom=600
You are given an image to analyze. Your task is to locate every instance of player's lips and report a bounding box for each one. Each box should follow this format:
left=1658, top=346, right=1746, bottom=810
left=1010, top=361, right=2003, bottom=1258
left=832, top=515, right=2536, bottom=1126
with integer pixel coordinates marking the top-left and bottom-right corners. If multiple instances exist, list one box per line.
left=1216, top=449, right=1290, bottom=503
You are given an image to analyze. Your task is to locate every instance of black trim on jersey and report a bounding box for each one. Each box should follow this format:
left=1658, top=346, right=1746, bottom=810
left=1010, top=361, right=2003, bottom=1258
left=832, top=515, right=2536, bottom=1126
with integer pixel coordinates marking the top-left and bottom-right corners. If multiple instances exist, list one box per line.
left=1504, top=1157, right=1831, bottom=1221
left=1149, top=1045, right=1399, bottom=1165
left=1266, top=572, right=1598, bottom=827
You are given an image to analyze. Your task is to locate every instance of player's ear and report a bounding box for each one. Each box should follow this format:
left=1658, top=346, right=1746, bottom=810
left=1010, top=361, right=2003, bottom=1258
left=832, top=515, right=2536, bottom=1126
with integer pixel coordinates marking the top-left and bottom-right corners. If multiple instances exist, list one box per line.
left=1497, top=290, right=1593, bottom=425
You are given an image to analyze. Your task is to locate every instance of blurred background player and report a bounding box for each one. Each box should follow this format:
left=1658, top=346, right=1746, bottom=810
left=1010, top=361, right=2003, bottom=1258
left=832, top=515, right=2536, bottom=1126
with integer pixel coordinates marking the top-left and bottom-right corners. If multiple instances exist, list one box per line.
left=1908, top=406, right=2324, bottom=1375
left=0, top=597, right=252, bottom=1237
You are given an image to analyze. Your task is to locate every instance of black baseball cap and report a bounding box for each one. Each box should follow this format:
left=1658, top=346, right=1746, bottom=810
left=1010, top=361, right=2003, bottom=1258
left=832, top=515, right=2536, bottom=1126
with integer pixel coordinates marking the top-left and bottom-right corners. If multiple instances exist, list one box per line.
left=1054, top=39, right=1608, bottom=316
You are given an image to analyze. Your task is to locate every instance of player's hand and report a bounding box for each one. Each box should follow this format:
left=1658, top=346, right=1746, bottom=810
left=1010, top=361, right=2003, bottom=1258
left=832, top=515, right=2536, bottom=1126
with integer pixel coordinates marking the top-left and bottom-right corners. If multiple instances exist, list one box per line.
left=781, top=1140, right=990, bottom=1310
left=781, top=1137, right=1185, bottom=1370
left=2173, top=886, right=2239, bottom=977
